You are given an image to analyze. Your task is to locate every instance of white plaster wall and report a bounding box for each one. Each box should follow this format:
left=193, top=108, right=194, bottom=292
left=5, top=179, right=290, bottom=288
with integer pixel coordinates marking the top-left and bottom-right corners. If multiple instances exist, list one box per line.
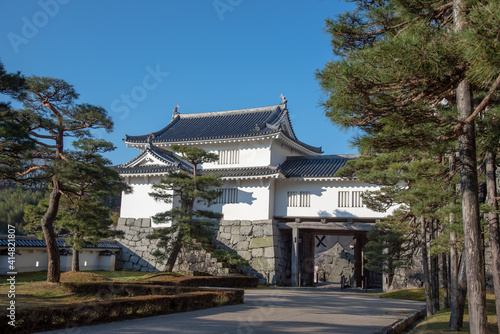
left=274, top=179, right=394, bottom=218
left=60, top=254, right=72, bottom=271
left=0, top=249, right=118, bottom=274
left=78, top=250, right=101, bottom=271
left=120, top=176, right=173, bottom=220
left=270, top=139, right=306, bottom=166
left=63, top=251, right=116, bottom=271
left=99, top=254, right=116, bottom=271
left=0, top=249, right=48, bottom=274
left=195, top=179, right=273, bottom=221
left=197, top=140, right=272, bottom=169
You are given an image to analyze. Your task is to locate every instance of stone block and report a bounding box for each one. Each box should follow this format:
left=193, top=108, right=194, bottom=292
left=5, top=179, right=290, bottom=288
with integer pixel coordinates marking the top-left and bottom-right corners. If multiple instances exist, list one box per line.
left=236, top=241, right=249, bottom=251
left=141, top=238, right=153, bottom=246
left=130, top=255, right=140, bottom=264
left=231, top=225, right=241, bottom=235
left=263, top=223, right=273, bottom=236
left=249, top=236, right=273, bottom=249
left=123, top=262, right=133, bottom=270
left=251, top=248, right=263, bottom=257
left=264, top=247, right=275, bottom=258
left=141, top=218, right=151, bottom=228
left=125, top=218, right=136, bottom=226
left=219, top=232, right=231, bottom=241
left=240, top=225, right=252, bottom=236
left=138, top=258, right=149, bottom=267
left=135, top=246, right=147, bottom=252
left=253, top=225, right=264, bottom=238
left=230, top=234, right=244, bottom=244
left=124, top=232, right=135, bottom=240
left=240, top=251, right=251, bottom=261
left=251, top=258, right=274, bottom=271
left=117, top=218, right=127, bottom=227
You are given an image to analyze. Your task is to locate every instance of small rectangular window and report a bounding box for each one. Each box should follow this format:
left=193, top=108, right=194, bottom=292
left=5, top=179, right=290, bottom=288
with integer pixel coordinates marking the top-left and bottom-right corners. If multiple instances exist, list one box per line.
left=338, top=191, right=364, bottom=207
left=218, top=149, right=239, bottom=164
left=287, top=191, right=310, bottom=207
left=352, top=191, right=363, bottom=207
left=216, top=188, right=238, bottom=204
left=338, top=191, right=349, bottom=207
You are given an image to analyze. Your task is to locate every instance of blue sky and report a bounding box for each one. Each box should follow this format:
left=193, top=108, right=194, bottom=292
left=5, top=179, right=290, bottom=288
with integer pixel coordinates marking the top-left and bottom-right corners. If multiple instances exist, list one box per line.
left=1, top=0, right=358, bottom=165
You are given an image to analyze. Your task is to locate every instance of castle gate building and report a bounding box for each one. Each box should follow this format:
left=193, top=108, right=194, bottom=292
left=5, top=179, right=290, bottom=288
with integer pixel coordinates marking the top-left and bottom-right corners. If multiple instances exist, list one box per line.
left=116, top=97, right=393, bottom=285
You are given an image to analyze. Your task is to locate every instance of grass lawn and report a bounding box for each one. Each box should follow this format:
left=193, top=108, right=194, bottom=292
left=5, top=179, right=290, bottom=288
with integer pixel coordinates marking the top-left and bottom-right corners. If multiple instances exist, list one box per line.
left=379, top=288, right=498, bottom=333
left=0, top=270, right=162, bottom=309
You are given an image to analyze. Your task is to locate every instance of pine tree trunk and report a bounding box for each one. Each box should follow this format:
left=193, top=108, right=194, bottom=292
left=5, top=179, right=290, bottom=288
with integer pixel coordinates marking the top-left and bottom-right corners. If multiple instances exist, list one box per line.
left=165, top=233, right=183, bottom=272
left=449, top=153, right=461, bottom=330
left=430, top=220, right=440, bottom=312
left=454, top=0, right=488, bottom=331
left=41, top=177, right=61, bottom=283
left=442, top=253, right=450, bottom=309
left=486, top=150, right=500, bottom=330
left=456, top=77, right=488, bottom=333
left=72, top=249, right=80, bottom=272
left=421, top=217, right=433, bottom=316
left=457, top=256, right=467, bottom=328
left=431, top=253, right=440, bottom=312
left=449, top=224, right=461, bottom=330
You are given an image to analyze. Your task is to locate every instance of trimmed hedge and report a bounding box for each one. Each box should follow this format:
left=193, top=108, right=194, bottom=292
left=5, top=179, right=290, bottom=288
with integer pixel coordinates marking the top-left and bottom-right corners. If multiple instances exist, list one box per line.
left=1, top=284, right=243, bottom=334
left=63, top=282, right=206, bottom=296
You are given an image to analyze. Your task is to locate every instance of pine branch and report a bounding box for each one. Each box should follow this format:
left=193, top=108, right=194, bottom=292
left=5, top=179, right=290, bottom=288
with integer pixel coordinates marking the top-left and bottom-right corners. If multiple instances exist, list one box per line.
left=31, top=139, right=58, bottom=149
left=454, top=72, right=500, bottom=135
left=28, top=131, right=56, bottom=140
left=15, top=165, right=45, bottom=177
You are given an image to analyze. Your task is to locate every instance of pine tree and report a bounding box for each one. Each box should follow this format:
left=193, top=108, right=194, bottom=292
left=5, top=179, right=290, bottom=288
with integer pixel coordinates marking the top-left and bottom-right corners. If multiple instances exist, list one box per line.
left=339, top=149, right=456, bottom=315
left=477, top=110, right=500, bottom=330
left=148, top=145, right=223, bottom=272
left=317, top=1, right=499, bottom=330
left=2, top=75, right=113, bottom=282
left=0, top=61, right=33, bottom=180
left=23, top=138, right=130, bottom=271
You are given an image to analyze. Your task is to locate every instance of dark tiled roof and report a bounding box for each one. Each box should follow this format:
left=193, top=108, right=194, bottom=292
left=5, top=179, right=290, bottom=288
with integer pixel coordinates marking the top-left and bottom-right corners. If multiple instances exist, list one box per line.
left=200, top=167, right=280, bottom=178
left=116, top=165, right=177, bottom=174
left=115, top=148, right=192, bottom=174
left=124, top=104, right=322, bottom=154
left=0, top=236, right=121, bottom=249
left=279, top=155, right=359, bottom=178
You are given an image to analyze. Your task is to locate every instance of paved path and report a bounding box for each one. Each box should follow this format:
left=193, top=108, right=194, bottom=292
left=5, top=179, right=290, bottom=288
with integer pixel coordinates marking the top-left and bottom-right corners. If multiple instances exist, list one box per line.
left=39, top=288, right=425, bottom=334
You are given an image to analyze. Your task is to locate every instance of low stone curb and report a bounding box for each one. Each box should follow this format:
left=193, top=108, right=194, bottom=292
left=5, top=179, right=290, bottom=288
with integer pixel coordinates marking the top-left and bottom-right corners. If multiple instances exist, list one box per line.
left=377, top=306, right=427, bottom=334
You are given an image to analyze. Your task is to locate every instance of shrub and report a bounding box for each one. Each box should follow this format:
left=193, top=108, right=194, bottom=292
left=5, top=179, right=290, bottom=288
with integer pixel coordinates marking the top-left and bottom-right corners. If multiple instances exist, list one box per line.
left=145, top=275, right=259, bottom=288
left=1, top=285, right=243, bottom=333
left=211, top=249, right=249, bottom=270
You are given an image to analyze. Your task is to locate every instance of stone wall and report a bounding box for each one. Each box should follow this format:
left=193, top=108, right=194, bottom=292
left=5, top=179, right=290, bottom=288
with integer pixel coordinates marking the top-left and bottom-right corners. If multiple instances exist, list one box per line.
left=315, top=243, right=355, bottom=284
left=116, top=218, right=158, bottom=272
left=385, top=244, right=495, bottom=292
left=115, top=218, right=229, bottom=276
left=216, top=219, right=287, bottom=284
